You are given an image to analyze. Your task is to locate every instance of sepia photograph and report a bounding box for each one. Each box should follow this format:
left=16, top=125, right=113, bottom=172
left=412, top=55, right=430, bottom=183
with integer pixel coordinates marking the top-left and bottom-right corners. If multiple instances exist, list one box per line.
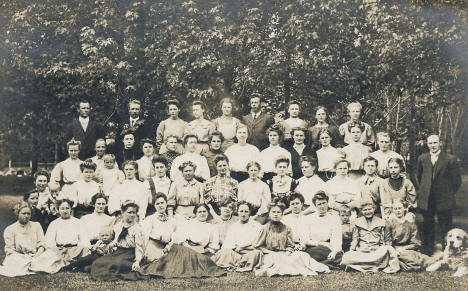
left=0, top=0, right=467, bottom=290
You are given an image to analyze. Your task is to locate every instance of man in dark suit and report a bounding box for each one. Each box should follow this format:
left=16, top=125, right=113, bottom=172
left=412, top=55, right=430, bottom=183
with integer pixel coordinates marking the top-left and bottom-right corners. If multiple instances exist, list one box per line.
left=416, top=134, right=461, bottom=254
left=286, top=127, right=317, bottom=179
left=118, top=99, right=152, bottom=158
left=241, top=95, right=275, bottom=150
left=64, top=100, right=104, bottom=160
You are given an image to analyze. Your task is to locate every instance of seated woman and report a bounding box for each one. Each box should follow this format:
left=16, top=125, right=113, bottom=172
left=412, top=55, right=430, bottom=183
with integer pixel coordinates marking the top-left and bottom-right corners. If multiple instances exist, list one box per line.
left=68, top=159, right=100, bottom=218
left=266, top=156, right=298, bottom=208
left=0, top=202, right=45, bottom=277
left=213, top=201, right=263, bottom=272
left=385, top=200, right=430, bottom=271
left=326, top=159, right=361, bottom=217
left=225, top=125, right=263, bottom=182
left=172, top=204, right=220, bottom=255
left=237, top=162, right=271, bottom=224
left=23, top=189, right=50, bottom=232
left=203, top=154, right=238, bottom=215
left=281, top=193, right=310, bottom=244
left=210, top=200, right=238, bottom=246
left=254, top=199, right=330, bottom=277
left=50, top=138, right=83, bottom=198
left=302, top=191, right=343, bottom=268
left=108, top=160, right=150, bottom=221
left=80, top=194, right=114, bottom=244
left=90, top=200, right=145, bottom=281
left=167, top=161, right=204, bottom=220
left=139, top=202, right=225, bottom=278
left=340, top=200, right=400, bottom=273
left=379, top=157, right=416, bottom=219
left=29, top=199, right=91, bottom=274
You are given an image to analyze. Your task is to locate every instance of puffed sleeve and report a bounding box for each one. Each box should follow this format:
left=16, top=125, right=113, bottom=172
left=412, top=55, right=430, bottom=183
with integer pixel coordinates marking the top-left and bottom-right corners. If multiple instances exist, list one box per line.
left=221, top=226, right=237, bottom=250
left=33, top=222, right=46, bottom=251
left=155, top=120, right=166, bottom=152
left=3, top=225, right=16, bottom=255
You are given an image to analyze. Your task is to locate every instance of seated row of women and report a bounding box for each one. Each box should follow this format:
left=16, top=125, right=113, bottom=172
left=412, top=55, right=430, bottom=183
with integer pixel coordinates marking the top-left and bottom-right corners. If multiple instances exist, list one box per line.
left=0, top=190, right=436, bottom=280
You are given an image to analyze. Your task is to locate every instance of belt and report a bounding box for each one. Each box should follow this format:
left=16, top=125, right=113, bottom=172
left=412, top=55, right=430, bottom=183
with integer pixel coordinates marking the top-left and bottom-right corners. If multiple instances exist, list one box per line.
left=57, top=243, right=78, bottom=248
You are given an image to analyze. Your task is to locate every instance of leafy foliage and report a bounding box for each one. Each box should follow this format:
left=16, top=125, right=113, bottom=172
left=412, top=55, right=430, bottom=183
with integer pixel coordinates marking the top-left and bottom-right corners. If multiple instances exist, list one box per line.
left=0, top=0, right=467, bottom=166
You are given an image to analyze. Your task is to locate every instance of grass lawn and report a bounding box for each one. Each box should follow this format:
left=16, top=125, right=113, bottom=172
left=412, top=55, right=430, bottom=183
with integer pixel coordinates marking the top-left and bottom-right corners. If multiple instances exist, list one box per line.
left=0, top=269, right=467, bottom=291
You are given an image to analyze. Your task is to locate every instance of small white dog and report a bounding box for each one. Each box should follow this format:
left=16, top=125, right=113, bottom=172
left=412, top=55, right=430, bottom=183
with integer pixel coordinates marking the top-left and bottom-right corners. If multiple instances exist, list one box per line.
left=427, top=228, right=468, bottom=277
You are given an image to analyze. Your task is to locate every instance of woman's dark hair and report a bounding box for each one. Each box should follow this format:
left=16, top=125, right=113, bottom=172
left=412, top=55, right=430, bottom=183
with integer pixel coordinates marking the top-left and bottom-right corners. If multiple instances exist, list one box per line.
left=193, top=203, right=210, bottom=215
left=388, top=157, right=405, bottom=172
left=312, top=190, right=329, bottom=206
left=319, top=129, right=333, bottom=140
left=140, top=138, right=156, bottom=150
left=152, top=156, right=168, bottom=167
left=274, top=156, right=290, bottom=167
left=267, top=125, right=284, bottom=140
left=23, top=191, right=39, bottom=202
left=192, top=100, right=206, bottom=110
left=179, top=161, right=196, bottom=172
left=214, top=154, right=229, bottom=167
left=122, top=160, right=138, bottom=172
left=237, top=201, right=254, bottom=215
left=56, top=199, right=74, bottom=210
left=299, top=155, right=318, bottom=169
left=209, top=131, right=225, bottom=143
left=34, top=170, right=50, bottom=182
left=289, top=193, right=305, bottom=205
left=167, top=99, right=181, bottom=108
left=268, top=197, right=287, bottom=212
left=121, top=200, right=140, bottom=213
left=183, top=134, right=198, bottom=146
left=80, top=159, right=97, bottom=172
left=154, top=193, right=168, bottom=203
left=91, top=193, right=108, bottom=206
left=362, top=156, right=379, bottom=167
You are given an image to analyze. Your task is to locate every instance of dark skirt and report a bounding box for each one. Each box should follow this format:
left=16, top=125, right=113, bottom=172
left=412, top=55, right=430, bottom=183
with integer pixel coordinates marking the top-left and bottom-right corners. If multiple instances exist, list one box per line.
left=90, top=248, right=143, bottom=281
left=139, top=244, right=226, bottom=278
left=304, top=245, right=343, bottom=269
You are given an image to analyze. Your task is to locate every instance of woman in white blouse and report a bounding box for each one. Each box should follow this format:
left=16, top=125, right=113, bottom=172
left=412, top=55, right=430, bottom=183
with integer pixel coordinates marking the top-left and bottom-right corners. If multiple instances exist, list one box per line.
left=0, top=202, right=45, bottom=277
left=29, top=199, right=90, bottom=274
left=80, top=194, right=114, bottom=243
left=212, top=201, right=263, bottom=272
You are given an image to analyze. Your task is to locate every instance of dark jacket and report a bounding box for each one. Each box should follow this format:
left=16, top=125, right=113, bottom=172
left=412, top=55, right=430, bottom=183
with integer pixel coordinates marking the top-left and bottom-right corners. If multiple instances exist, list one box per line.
left=286, top=145, right=317, bottom=179
left=65, top=118, right=104, bottom=160
left=241, top=111, right=275, bottom=150
left=416, top=152, right=461, bottom=211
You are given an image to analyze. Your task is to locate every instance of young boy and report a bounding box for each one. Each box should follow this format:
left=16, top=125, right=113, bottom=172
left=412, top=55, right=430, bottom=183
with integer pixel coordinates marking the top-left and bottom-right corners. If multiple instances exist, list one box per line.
left=339, top=206, right=353, bottom=252
left=137, top=138, right=156, bottom=181
left=358, top=156, right=383, bottom=216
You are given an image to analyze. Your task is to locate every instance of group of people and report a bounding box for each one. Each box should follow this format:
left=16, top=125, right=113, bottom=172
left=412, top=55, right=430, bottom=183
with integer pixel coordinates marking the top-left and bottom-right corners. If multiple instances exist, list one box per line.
left=0, top=96, right=462, bottom=280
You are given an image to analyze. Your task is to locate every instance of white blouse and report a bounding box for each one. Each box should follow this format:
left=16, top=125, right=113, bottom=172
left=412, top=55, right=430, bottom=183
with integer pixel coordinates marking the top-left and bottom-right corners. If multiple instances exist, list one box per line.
left=137, top=156, right=154, bottom=181
left=221, top=220, right=262, bottom=250
left=238, top=179, right=271, bottom=215
left=108, top=179, right=150, bottom=220
left=173, top=220, right=220, bottom=251
left=80, top=213, right=114, bottom=241
left=260, top=145, right=292, bottom=173
left=45, top=217, right=90, bottom=248
left=295, top=175, right=326, bottom=207
left=68, top=180, right=100, bottom=207
left=225, top=144, right=263, bottom=173
left=305, top=212, right=342, bottom=252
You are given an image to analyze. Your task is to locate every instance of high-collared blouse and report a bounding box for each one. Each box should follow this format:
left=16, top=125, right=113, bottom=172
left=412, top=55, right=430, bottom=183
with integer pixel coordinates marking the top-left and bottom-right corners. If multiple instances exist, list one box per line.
left=45, top=217, right=90, bottom=248
left=342, top=143, right=371, bottom=171
left=237, top=179, right=271, bottom=215
left=140, top=214, right=177, bottom=246
left=50, top=158, right=83, bottom=184
left=184, top=119, right=216, bottom=143
left=224, top=144, right=263, bottom=173
left=68, top=179, right=100, bottom=207
left=305, top=212, right=342, bottom=253
left=293, top=175, right=326, bottom=207
left=167, top=178, right=204, bottom=208
left=156, top=118, right=187, bottom=150
left=3, top=221, right=45, bottom=256
left=260, top=145, right=292, bottom=174
left=108, top=179, right=150, bottom=220
left=254, top=222, right=295, bottom=251
left=80, top=213, right=114, bottom=242
left=113, top=221, right=145, bottom=263
left=359, top=175, right=384, bottom=207
left=281, top=213, right=310, bottom=243
left=351, top=216, right=385, bottom=252
left=221, top=220, right=262, bottom=250
left=173, top=219, right=220, bottom=251
left=203, top=175, right=238, bottom=204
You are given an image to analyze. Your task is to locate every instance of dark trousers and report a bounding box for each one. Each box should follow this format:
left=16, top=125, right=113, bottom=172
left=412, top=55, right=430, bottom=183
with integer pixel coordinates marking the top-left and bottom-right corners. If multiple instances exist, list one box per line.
left=304, top=245, right=343, bottom=269
left=421, top=198, right=453, bottom=253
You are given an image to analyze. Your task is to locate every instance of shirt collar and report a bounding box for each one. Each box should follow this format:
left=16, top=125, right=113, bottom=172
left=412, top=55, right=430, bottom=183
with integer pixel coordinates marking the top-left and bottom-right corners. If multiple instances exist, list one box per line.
left=430, top=150, right=441, bottom=157
left=79, top=116, right=89, bottom=122
left=183, top=179, right=197, bottom=186
left=354, top=216, right=385, bottom=230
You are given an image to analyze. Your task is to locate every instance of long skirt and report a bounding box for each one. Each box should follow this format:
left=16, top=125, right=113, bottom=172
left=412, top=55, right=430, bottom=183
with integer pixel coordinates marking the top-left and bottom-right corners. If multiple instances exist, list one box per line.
left=212, top=249, right=263, bottom=272
left=90, top=248, right=142, bottom=281
left=138, top=244, right=226, bottom=278
left=341, top=245, right=400, bottom=273
left=0, top=253, right=36, bottom=277
left=255, top=251, right=330, bottom=277
left=397, top=249, right=431, bottom=271
left=304, top=245, right=343, bottom=269
left=29, top=246, right=90, bottom=274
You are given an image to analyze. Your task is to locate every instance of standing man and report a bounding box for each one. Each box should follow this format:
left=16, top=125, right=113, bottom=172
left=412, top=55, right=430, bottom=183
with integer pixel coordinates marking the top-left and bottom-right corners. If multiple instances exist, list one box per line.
left=241, top=95, right=275, bottom=150
left=119, top=99, right=151, bottom=158
left=416, top=134, right=461, bottom=254
left=65, top=99, right=104, bottom=160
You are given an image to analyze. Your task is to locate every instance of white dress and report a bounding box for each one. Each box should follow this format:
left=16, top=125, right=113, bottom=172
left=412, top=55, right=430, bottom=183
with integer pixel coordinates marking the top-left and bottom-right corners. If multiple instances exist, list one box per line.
left=80, top=213, right=114, bottom=242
